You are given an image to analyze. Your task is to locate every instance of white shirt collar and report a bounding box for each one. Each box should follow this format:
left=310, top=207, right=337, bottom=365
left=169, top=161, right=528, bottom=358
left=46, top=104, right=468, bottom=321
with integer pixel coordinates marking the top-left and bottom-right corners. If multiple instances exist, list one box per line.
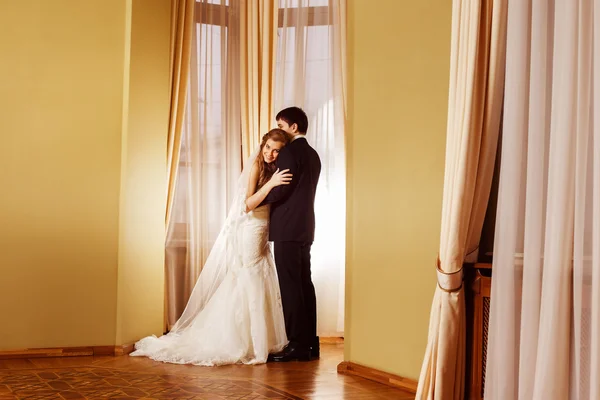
left=292, top=134, right=306, bottom=141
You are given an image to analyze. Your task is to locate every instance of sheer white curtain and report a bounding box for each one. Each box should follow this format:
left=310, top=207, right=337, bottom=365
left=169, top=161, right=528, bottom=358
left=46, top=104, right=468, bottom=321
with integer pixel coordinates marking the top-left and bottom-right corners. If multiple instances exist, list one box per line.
left=165, top=1, right=242, bottom=328
left=165, top=0, right=346, bottom=335
left=275, top=0, right=346, bottom=337
left=486, top=0, right=600, bottom=398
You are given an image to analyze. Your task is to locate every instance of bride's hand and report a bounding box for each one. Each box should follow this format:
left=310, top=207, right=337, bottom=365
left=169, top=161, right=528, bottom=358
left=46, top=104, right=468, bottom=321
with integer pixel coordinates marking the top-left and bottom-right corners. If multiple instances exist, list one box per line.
left=268, top=168, right=292, bottom=187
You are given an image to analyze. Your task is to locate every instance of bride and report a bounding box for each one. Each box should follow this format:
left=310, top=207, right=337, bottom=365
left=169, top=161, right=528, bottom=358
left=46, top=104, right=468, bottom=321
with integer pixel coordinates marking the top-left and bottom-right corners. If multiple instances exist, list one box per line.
left=130, top=129, right=293, bottom=366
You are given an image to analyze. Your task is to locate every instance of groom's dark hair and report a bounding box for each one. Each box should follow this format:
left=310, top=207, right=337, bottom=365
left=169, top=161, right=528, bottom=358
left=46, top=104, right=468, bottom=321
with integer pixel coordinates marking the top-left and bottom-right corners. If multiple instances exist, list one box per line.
left=276, top=107, right=309, bottom=133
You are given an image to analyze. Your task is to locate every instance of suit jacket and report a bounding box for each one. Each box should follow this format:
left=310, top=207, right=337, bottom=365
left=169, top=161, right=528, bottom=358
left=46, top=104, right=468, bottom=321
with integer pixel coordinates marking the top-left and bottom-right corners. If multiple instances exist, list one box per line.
left=263, top=137, right=321, bottom=242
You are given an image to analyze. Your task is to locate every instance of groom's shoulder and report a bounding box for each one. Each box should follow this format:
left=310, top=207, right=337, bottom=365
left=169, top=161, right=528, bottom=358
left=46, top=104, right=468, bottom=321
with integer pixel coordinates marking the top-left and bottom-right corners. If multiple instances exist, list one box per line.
left=305, top=141, right=320, bottom=159
left=294, top=138, right=318, bottom=157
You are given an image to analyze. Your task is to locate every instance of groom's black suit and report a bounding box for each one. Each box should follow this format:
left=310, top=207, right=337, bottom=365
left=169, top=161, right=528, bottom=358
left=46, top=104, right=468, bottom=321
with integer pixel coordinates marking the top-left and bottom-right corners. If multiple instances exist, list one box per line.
left=263, top=136, right=321, bottom=349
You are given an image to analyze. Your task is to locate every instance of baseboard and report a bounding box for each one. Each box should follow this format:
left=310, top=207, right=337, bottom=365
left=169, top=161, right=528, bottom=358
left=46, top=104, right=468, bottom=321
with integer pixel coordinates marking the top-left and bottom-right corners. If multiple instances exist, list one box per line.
left=0, top=344, right=135, bottom=359
left=320, top=336, right=344, bottom=344
left=1, top=338, right=339, bottom=360
left=114, top=343, right=135, bottom=356
left=337, top=361, right=418, bottom=394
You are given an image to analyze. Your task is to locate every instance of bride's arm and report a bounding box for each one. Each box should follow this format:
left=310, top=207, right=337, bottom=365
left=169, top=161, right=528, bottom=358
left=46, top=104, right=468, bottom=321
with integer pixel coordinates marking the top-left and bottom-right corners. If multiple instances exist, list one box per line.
left=261, top=149, right=297, bottom=204
left=245, top=162, right=292, bottom=213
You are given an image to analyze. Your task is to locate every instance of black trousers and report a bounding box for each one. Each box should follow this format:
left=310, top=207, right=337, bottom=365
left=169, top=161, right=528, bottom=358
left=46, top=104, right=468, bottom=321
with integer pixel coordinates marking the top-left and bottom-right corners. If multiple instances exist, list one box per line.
left=273, top=241, right=317, bottom=347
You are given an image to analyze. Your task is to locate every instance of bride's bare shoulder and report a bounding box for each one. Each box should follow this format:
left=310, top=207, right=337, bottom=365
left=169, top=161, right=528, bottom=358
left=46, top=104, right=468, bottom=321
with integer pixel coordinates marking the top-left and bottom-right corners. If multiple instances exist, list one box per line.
left=247, top=160, right=260, bottom=185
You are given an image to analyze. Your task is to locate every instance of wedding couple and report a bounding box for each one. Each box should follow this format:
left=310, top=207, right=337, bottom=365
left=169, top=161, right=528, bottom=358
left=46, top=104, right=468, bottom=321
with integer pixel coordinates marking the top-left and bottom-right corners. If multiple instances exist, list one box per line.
left=131, top=107, right=321, bottom=365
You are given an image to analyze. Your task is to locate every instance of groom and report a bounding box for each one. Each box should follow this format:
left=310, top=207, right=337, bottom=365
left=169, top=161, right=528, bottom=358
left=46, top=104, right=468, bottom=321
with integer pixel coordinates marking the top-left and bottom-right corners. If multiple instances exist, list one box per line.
left=263, top=107, right=321, bottom=362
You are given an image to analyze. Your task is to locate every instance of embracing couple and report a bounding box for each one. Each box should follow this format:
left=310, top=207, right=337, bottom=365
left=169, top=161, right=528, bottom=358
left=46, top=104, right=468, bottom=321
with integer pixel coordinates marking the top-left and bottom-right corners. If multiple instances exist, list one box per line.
left=131, top=107, right=321, bottom=365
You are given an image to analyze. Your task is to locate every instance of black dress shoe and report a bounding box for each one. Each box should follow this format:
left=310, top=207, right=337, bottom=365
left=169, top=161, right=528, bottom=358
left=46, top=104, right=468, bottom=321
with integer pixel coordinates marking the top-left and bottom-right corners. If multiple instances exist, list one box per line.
left=310, top=336, right=320, bottom=359
left=268, top=342, right=311, bottom=362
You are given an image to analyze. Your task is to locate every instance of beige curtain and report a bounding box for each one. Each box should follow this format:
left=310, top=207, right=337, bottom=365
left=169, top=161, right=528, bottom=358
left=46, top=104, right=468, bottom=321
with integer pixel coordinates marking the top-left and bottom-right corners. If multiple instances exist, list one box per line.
left=416, top=0, right=507, bottom=398
left=164, top=1, right=242, bottom=327
left=166, top=0, right=195, bottom=227
left=275, top=0, right=347, bottom=336
left=165, top=0, right=195, bottom=330
left=239, top=0, right=278, bottom=163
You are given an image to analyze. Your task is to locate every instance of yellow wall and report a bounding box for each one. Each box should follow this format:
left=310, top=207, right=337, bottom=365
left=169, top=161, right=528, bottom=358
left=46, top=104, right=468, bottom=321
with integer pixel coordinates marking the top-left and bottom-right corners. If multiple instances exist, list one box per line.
left=345, top=0, right=452, bottom=379
left=115, top=0, right=170, bottom=346
left=0, top=0, right=169, bottom=350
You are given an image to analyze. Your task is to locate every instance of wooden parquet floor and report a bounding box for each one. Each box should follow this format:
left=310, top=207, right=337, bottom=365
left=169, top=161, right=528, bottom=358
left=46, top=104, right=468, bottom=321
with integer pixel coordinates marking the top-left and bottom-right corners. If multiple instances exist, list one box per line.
left=0, top=343, right=415, bottom=399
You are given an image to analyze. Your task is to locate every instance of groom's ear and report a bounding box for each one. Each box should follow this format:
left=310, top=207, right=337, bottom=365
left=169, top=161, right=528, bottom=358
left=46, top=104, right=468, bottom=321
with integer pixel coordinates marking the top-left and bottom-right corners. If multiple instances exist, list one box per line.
left=291, top=123, right=299, bottom=133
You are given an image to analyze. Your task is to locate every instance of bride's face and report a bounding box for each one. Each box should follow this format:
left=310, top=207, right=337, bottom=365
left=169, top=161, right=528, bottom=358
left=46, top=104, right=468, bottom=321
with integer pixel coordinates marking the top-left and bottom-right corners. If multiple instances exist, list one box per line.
left=263, top=139, right=285, bottom=163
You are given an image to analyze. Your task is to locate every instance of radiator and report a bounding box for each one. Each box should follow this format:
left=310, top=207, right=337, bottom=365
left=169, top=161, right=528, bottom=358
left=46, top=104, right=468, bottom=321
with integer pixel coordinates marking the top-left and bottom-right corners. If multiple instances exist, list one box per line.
left=468, top=266, right=491, bottom=400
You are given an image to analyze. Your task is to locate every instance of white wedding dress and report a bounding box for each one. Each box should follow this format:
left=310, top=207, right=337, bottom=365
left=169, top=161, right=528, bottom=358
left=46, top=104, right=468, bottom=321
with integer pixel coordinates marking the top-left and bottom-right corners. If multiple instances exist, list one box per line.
left=130, top=150, right=288, bottom=366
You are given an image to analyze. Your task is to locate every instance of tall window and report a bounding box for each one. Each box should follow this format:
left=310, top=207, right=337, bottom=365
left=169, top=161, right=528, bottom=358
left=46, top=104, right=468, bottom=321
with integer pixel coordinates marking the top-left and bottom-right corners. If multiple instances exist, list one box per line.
left=166, top=0, right=346, bottom=337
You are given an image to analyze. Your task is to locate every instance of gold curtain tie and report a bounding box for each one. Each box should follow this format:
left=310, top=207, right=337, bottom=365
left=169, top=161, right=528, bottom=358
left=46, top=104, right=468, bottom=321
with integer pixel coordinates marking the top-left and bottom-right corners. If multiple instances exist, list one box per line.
left=436, top=257, right=463, bottom=292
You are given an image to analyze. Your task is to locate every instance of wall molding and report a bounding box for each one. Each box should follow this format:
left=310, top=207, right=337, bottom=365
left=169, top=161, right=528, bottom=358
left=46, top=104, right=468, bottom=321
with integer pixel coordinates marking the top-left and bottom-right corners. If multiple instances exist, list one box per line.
left=0, top=344, right=135, bottom=359
left=337, top=361, right=418, bottom=394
